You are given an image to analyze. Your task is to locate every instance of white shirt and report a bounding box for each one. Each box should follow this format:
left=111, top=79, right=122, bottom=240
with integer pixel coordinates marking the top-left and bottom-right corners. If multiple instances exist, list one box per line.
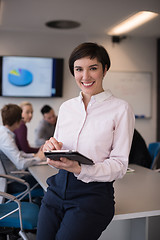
left=54, top=90, right=135, bottom=183
left=0, top=125, right=40, bottom=170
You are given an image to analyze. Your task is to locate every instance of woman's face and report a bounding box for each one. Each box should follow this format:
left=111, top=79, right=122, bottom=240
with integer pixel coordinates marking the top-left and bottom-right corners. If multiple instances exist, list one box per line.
left=74, top=57, right=107, bottom=97
left=22, top=105, right=33, bottom=123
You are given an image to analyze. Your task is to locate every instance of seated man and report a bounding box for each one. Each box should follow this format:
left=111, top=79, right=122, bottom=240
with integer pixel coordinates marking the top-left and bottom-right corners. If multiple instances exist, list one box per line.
left=35, top=105, right=57, bottom=147
left=129, top=129, right=152, bottom=168
left=0, top=104, right=45, bottom=193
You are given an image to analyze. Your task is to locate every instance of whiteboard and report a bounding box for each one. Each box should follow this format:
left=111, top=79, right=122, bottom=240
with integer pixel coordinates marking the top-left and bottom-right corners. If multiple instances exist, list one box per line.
left=103, top=71, right=152, bottom=118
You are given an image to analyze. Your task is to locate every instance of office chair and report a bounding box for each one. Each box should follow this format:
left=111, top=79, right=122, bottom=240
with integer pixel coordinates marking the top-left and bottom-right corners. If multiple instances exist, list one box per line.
left=129, top=129, right=152, bottom=168
left=148, top=142, right=160, bottom=169
left=0, top=174, right=39, bottom=240
left=150, top=150, right=160, bottom=171
left=0, top=174, right=32, bottom=203
left=0, top=151, right=44, bottom=202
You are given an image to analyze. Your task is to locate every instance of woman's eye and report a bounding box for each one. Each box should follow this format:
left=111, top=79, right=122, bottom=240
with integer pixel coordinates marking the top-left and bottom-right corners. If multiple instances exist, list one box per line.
left=75, top=68, right=82, bottom=72
left=90, top=67, right=97, bottom=71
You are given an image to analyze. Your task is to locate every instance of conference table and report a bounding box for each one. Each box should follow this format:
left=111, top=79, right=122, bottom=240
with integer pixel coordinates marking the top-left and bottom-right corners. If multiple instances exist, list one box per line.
left=29, top=164, right=160, bottom=240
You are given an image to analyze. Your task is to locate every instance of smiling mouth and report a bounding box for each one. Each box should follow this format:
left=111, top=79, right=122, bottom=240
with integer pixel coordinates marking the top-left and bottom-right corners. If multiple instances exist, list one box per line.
left=82, top=81, right=95, bottom=87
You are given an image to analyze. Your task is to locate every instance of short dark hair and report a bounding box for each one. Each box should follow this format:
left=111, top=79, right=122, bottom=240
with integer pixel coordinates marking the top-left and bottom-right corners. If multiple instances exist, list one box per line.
left=1, top=104, right=22, bottom=126
left=41, top=105, right=52, bottom=115
left=69, top=42, right=111, bottom=76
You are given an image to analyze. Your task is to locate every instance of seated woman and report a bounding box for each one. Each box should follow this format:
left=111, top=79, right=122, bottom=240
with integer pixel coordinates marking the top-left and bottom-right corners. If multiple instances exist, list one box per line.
left=14, top=101, right=39, bottom=153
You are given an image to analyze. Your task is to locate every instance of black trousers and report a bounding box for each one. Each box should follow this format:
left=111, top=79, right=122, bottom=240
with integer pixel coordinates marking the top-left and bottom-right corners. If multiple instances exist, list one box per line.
left=36, top=170, right=115, bottom=240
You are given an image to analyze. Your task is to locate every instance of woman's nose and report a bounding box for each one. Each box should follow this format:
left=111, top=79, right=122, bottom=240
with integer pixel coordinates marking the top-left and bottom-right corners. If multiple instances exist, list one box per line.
left=82, top=70, right=90, bottom=80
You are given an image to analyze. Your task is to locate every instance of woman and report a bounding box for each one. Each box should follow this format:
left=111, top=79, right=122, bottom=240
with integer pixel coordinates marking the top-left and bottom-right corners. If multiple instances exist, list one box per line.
left=36, top=42, right=135, bottom=240
left=14, top=101, right=39, bottom=153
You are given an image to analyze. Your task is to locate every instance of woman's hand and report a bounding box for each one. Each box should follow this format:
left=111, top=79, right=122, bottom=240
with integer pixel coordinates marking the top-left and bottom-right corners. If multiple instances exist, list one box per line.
left=47, top=157, right=81, bottom=175
left=43, top=137, right=81, bottom=174
left=43, top=137, right=63, bottom=152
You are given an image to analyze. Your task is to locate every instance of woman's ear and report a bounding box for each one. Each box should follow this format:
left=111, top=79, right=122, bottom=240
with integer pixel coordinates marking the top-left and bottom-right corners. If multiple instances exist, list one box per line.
left=103, top=65, right=108, bottom=77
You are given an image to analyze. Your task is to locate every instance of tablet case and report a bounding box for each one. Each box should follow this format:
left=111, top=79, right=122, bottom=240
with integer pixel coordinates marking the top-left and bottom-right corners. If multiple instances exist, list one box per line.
left=44, top=150, right=94, bottom=165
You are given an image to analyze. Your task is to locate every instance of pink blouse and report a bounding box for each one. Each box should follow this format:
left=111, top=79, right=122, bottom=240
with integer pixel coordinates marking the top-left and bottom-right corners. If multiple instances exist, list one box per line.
left=54, top=90, right=135, bottom=183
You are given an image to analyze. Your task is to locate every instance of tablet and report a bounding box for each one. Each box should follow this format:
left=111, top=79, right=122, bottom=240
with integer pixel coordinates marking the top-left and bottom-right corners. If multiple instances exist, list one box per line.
left=44, top=150, right=94, bottom=165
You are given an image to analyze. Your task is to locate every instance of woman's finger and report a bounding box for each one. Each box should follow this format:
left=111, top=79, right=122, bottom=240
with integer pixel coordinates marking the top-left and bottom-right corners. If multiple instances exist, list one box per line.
left=49, top=137, right=63, bottom=150
left=43, top=140, right=55, bottom=151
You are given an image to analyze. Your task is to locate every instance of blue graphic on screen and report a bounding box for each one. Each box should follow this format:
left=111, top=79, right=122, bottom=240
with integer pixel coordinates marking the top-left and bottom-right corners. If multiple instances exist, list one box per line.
left=8, top=68, right=33, bottom=86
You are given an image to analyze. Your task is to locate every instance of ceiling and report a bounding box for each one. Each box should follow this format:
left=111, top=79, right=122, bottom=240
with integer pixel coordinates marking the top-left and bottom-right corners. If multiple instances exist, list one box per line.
left=0, top=0, right=160, bottom=38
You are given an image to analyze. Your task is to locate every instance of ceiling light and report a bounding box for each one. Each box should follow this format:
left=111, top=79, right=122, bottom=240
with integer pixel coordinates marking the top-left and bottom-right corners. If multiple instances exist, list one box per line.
left=107, top=11, right=159, bottom=36
left=45, top=20, right=81, bottom=29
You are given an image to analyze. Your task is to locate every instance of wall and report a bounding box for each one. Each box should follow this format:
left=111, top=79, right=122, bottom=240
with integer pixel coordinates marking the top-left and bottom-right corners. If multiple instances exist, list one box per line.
left=91, top=35, right=157, bottom=146
left=0, top=30, right=157, bottom=146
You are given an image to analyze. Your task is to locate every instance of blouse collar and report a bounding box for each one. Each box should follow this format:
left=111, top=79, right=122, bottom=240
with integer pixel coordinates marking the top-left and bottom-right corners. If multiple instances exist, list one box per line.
left=79, top=89, right=112, bottom=103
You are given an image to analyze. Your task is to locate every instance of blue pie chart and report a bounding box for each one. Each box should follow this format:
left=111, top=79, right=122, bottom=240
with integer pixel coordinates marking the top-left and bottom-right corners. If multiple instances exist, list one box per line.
left=8, top=68, right=33, bottom=86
